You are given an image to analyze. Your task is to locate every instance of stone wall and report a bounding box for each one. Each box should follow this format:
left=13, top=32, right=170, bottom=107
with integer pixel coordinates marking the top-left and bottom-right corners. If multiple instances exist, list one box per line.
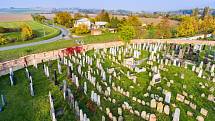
left=0, top=39, right=215, bottom=76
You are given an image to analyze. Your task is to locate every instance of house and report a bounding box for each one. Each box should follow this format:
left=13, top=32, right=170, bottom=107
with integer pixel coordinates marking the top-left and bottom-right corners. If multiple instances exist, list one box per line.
left=74, top=18, right=92, bottom=29
left=94, top=21, right=108, bottom=29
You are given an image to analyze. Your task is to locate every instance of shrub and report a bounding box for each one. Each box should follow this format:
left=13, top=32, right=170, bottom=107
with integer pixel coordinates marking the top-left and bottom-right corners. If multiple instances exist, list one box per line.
left=0, top=34, right=8, bottom=45
left=21, top=24, right=34, bottom=41
left=73, top=24, right=90, bottom=35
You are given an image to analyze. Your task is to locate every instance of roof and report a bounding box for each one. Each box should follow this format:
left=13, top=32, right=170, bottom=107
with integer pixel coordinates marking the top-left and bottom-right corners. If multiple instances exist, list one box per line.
left=95, top=21, right=108, bottom=26
left=76, top=18, right=90, bottom=22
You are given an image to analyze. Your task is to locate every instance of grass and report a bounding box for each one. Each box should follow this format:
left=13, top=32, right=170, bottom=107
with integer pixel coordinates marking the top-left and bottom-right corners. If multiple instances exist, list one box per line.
left=0, top=21, right=60, bottom=47
left=0, top=46, right=214, bottom=121
left=0, top=33, right=120, bottom=62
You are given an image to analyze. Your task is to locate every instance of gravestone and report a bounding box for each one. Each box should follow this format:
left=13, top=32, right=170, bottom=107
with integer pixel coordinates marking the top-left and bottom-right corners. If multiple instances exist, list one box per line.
left=173, top=108, right=180, bottom=121
left=149, top=114, right=156, bottom=121
left=157, top=102, right=164, bottom=113
left=150, top=99, right=156, bottom=108
left=200, top=108, right=208, bottom=116
left=58, top=60, right=62, bottom=74
left=165, top=92, right=171, bottom=104
left=141, top=111, right=146, bottom=119
left=164, top=105, right=170, bottom=115
left=53, top=70, right=58, bottom=85
left=67, top=66, right=72, bottom=79
left=176, top=94, right=184, bottom=102
left=30, top=82, right=34, bottom=96
left=1, top=95, right=6, bottom=106
left=9, top=75, right=14, bottom=86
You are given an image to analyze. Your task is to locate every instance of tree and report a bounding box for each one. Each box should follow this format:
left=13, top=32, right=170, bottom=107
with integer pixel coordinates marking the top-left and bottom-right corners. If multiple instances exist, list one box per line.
left=203, top=7, right=210, bottom=18
left=73, top=24, right=90, bottom=35
left=21, top=24, right=34, bottom=41
left=176, top=16, right=199, bottom=37
left=200, top=15, right=215, bottom=34
left=0, top=34, right=8, bottom=45
left=125, top=16, right=142, bottom=26
left=33, top=15, right=46, bottom=23
left=119, top=26, right=136, bottom=44
left=107, top=17, right=121, bottom=28
left=54, top=12, right=73, bottom=28
left=192, top=8, right=199, bottom=18
left=156, top=17, right=172, bottom=38
left=74, top=13, right=84, bottom=20
left=123, top=16, right=143, bottom=38
left=95, top=10, right=110, bottom=22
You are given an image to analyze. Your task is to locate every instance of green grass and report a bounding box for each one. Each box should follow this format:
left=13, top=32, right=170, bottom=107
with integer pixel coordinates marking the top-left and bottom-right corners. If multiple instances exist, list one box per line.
left=0, top=47, right=214, bottom=121
left=0, top=21, right=60, bottom=47
left=0, top=33, right=120, bottom=62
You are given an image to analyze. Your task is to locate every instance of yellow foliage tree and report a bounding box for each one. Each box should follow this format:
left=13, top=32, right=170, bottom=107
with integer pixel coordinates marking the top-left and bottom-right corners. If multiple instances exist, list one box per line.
left=200, top=15, right=215, bottom=34
left=54, top=12, right=73, bottom=28
left=21, top=24, right=33, bottom=41
left=176, top=16, right=199, bottom=37
left=74, top=24, right=90, bottom=35
left=0, top=34, right=8, bottom=45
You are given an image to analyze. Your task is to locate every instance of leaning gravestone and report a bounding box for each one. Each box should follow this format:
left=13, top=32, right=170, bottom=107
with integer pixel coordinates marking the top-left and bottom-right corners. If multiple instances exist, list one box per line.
left=1, top=95, right=6, bottom=106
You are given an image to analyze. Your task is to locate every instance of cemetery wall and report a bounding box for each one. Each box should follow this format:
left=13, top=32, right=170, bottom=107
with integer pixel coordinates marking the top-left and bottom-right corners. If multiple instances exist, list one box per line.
left=0, top=39, right=215, bottom=76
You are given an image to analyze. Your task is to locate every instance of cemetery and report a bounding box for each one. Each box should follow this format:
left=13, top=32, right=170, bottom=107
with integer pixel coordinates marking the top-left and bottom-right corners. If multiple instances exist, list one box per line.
left=0, top=42, right=214, bottom=121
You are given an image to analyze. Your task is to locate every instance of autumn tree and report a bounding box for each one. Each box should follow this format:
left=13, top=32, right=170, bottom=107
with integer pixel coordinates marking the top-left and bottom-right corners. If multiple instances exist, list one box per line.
left=74, top=13, right=84, bottom=20
left=203, top=7, right=210, bottom=18
left=156, top=17, right=172, bottom=38
left=21, top=24, right=34, bottom=41
left=119, top=26, right=136, bottom=44
left=200, top=15, right=215, bottom=34
left=73, top=24, right=90, bottom=35
left=95, top=10, right=110, bottom=22
left=192, top=8, right=199, bottom=18
left=0, top=34, right=8, bottom=45
left=33, top=15, right=46, bottom=23
left=125, top=16, right=142, bottom=26
left=54, top=12, right=73, bottom=28
left=176, top=16, right=199, bottom=37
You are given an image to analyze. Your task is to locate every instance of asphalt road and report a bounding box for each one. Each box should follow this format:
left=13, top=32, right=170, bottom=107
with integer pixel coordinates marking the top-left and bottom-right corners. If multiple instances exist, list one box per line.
left=0, top=25, right=69, bottom=51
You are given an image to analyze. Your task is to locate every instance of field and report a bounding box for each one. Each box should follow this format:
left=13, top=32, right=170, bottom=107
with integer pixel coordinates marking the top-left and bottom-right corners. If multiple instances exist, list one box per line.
left=0, top=44, right=214, bottom=121
left=0, top=13, right=33, bottom=22
left=0, top=21, right=60, bottom=46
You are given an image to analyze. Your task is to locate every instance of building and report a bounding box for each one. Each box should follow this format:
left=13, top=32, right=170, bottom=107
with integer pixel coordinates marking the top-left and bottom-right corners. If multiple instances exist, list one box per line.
left=74, top=18, right=92, bottom=29
left=91, top=29, right=102, bottom=35
left=94, top=21, right=108, bottom=29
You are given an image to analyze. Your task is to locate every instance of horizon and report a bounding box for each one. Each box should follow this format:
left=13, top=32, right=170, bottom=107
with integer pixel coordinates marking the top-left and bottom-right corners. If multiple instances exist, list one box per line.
left=0, top=0, right=215, bottom=12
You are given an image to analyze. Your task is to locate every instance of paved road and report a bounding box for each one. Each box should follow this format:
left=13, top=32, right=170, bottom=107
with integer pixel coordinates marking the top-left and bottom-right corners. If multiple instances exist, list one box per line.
left=0, top=25, right=69, bottom=51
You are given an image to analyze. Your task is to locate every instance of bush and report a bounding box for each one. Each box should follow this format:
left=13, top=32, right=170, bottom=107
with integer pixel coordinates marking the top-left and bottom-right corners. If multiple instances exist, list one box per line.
left=0, top=34, right=8, bottom=45
left=21, top=24, right=34, bottom=41
left=73, top=24, right=90, bottom=35
left=0, top=26, right=20, bottom=33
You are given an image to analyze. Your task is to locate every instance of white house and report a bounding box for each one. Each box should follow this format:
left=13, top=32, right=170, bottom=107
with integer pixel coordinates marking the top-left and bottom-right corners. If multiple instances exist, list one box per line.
left=74, top=18, right=92, bottom=29
left=94, top=21, right=108, bottom=29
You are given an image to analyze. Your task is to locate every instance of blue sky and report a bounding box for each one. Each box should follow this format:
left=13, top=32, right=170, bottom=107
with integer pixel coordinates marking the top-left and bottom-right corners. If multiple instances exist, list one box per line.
left=0, top=0, right=215, bottom=11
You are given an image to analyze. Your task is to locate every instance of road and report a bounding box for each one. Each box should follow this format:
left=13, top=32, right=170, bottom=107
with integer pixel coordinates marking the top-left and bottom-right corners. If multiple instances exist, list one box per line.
left=0, top=25, right=69, bottom=51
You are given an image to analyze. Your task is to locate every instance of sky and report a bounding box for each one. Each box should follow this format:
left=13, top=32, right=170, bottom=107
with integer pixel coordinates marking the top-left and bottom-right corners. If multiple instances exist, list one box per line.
left=0, top=0, right=215, bottom=12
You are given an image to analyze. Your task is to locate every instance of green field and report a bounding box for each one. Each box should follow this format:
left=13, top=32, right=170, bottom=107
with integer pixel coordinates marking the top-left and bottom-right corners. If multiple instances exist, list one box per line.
left=0, top=33, right=120, bottom=62
left=0, top=45, right=214, bottom=121
left=0, top=21, right=60, bottom=47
